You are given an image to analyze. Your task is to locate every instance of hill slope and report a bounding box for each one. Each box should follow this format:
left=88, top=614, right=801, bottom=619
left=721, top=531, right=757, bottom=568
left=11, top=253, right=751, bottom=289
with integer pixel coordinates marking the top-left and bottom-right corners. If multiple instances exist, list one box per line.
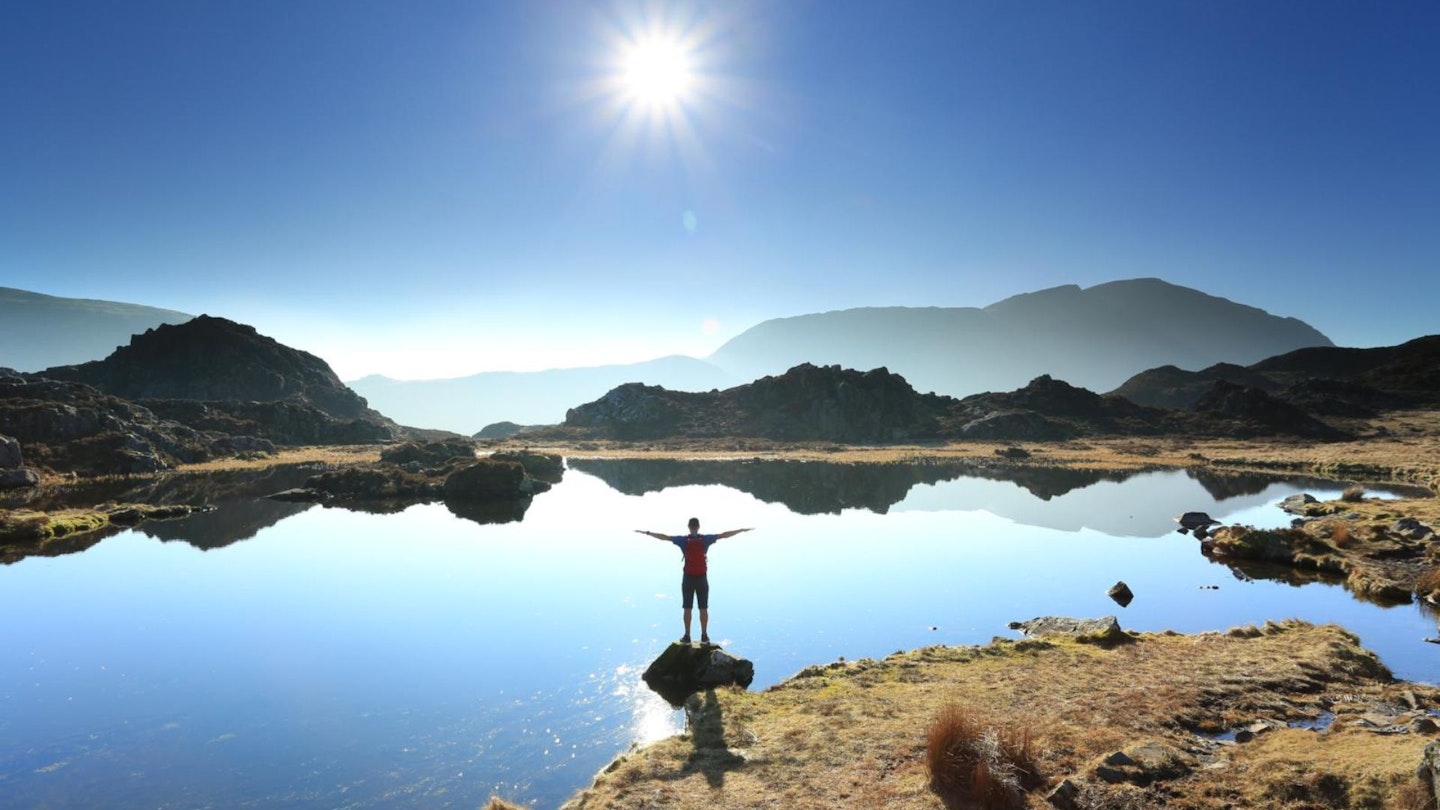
left=40, top=315, right=379, bottom=419
left=706, top=278, right=1332, bottom=397
left=1112, top=334, right=1440, bottom=415
left=0, top=287, right=193, bottom=371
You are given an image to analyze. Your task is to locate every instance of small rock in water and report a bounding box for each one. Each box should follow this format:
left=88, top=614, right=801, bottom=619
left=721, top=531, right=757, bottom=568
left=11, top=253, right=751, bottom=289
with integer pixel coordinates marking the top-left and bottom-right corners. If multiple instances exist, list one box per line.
left=1107, top=581, right=1135, bottom=608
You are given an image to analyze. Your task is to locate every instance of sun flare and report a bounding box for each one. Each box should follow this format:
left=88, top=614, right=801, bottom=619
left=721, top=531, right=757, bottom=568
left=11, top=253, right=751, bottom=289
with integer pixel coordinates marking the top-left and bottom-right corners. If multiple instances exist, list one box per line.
left=622, top=38, right=693, bottom=106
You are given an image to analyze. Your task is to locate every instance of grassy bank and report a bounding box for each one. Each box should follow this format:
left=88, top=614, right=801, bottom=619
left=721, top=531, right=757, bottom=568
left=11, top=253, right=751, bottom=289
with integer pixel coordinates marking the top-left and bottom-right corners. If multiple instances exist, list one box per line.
left=555, top=621, right=1439, bottom=810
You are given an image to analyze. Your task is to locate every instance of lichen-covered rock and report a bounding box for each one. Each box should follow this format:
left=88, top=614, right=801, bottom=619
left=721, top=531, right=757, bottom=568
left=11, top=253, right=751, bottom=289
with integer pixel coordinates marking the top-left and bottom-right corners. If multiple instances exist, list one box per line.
left=0, top=433, right=20, bottom=468
left=1008, top=615, right=1128, bottom=646
left=1419, top=739, right=1440, bottom=807
left=1280, top=493, right=1319, bottom=514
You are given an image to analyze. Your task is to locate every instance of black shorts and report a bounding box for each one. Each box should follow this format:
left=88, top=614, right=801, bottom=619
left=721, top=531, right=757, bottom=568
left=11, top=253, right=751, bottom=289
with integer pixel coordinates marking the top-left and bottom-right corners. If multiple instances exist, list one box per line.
left=681, top=574, right=709, bottom=610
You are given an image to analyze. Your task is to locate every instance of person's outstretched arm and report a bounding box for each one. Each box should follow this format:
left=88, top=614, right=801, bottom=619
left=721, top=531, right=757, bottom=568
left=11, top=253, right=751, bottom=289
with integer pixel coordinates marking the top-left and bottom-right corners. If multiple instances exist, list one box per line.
left=715, top=528, right=754, bottom=539
left=636, top=530, right=671, bottom=541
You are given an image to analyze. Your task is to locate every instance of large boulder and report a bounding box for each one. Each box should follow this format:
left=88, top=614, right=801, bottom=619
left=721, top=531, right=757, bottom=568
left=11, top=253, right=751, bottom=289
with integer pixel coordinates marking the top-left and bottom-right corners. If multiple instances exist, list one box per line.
left=1008, top=615, right=1129, bottom=646
left=0, top=467, right=39, bottom=490
left=642, top=642, right=755, bottom=706
left=0, top=433, right=20, bottom=468
left=1420, top=739, right=1440, bottom=809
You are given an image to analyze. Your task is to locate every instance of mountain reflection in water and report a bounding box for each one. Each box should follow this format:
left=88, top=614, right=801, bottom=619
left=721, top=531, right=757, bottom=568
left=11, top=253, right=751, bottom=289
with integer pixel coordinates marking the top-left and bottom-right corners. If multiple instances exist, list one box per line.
left=0, top=458, right=1435, bottom=810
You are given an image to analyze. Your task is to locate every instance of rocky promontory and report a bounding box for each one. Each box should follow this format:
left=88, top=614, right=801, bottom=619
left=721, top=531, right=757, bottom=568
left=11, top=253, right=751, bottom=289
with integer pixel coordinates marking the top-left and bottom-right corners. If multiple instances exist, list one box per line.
left=559, top=621, right=1440, bottom=810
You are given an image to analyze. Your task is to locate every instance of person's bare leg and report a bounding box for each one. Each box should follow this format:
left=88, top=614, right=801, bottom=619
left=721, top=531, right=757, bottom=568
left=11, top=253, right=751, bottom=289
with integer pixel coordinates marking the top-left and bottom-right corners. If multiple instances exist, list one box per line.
left=682, top=608, right=693, bottom=641
left=699, top=609, right=709, bottom=643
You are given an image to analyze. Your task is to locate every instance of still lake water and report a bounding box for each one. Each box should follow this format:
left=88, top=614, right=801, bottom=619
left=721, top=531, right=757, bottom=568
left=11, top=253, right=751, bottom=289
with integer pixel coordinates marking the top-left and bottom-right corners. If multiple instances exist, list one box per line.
left=2, top=461, right=1436, bottom=808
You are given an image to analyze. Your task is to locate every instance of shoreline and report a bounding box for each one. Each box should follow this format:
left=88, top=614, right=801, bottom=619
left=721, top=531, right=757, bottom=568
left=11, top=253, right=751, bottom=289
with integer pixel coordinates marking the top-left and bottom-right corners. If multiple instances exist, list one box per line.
left=5, top=436, right=1440, bottom=807
left=550, top=620, right=1440, bottom=810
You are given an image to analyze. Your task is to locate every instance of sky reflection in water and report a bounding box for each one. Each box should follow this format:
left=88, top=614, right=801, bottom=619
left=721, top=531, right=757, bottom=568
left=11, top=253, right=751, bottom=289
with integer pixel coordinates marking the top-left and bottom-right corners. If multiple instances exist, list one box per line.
left=0, top=465, right=1434, bottom=808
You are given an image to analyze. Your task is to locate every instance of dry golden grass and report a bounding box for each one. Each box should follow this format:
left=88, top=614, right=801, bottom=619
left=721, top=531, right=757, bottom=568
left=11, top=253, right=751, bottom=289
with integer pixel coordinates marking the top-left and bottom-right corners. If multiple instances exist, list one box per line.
left=175, top=444, right=381, bottom=472
left=1415, top=567, right=1440, bottom=600
left=926, top=704, right=1039, bottom=809
left=563, top=622, right=1440, bottom=810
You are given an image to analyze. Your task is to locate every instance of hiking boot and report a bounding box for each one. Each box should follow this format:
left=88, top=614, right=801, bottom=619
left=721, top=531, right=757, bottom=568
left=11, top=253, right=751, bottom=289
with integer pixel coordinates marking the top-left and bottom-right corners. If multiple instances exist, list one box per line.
left=679, top=634, right=691, bottom=644
left=700, top=634, right=711, bottom=645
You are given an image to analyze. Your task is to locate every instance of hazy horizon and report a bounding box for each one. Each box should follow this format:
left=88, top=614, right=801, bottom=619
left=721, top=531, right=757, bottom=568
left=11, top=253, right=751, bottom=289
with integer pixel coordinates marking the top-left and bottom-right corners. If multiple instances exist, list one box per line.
left=6, top=2, right=1438, bottom=381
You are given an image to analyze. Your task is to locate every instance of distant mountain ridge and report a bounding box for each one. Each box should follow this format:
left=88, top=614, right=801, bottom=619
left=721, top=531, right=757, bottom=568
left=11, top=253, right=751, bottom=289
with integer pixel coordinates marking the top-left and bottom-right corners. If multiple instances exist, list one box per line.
left=705, top=278, right=1333, bottom=397
left=352, top=278, right=1333, bottom=433
left=0, top=286, right=193, bottom=371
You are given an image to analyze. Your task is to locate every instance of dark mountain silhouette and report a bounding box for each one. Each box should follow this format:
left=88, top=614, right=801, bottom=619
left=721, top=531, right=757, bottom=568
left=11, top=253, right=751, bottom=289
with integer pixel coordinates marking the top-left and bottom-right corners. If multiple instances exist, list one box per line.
left=0, top=287, right=193, bottom=371
left=349, top=355, right=738, bottom=435
left=535, top=362, right=1348, bottom=444
left=41, top=315, right=375, bottom=418
left=1112, top=335, right=1440, bottom=416
left=705, top=278, right=1332, bottom=397
left=35, top=316, right=404, bottom=447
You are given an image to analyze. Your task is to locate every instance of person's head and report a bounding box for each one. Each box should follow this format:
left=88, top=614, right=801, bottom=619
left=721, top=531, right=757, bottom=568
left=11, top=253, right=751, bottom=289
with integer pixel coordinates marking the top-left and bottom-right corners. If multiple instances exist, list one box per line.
left=688, top=517, right=700, bottom=533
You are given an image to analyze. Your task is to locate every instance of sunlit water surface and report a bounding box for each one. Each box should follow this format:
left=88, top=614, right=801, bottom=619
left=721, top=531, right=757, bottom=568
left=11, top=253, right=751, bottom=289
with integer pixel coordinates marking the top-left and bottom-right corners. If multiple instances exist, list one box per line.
left=1, top=465, right=1434, bottom=808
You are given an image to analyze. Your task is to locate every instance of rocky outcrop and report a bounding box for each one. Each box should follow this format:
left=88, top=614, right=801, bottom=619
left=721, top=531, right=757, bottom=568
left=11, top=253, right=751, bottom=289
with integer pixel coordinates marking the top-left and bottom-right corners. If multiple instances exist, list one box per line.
left=0, top=376, right=225, bottom=475
left=379, top=438, right=477, bottom=470
left=140, top=398, right=392, bottom=446
left=490, top=450, right=564, bottom=484
left=1113, top=334, right=1440, bottom=412
left=642, top=642, right=755, bottom=706
left=40, top=315, right=378, bottom=418
left=1191, top=381, right=1349, bottom=440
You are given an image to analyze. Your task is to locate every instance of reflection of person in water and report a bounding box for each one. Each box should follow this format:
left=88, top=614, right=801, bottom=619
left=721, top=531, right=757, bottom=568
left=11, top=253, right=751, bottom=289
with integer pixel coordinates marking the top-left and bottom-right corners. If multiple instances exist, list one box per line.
left=636, top=517, right=753, bottom=645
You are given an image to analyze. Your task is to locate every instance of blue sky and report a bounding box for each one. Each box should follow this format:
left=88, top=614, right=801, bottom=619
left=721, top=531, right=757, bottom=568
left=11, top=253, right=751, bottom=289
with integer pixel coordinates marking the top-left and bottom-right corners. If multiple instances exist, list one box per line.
left=4, top=1, right=1437, bottom=380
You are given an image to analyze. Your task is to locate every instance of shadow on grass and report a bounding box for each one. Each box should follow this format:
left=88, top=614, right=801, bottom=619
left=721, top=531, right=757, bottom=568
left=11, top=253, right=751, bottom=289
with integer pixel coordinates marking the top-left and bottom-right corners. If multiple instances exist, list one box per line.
left=667, top=689, right=745, bottom=789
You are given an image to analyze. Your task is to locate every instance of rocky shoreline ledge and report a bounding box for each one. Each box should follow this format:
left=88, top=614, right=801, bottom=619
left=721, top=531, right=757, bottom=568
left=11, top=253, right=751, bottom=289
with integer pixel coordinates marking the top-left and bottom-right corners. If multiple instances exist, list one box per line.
left=513, top=619, right=1440, bottom=810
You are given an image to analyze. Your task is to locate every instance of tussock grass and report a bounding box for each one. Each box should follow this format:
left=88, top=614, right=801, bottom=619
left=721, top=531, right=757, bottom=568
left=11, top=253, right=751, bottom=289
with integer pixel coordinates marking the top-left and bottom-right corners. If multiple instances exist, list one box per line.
left=1415, top=567, right=1440, bottom=600
left=1331, top=522, right=1356, bottom=548
left=926, top=704, right=1038, bottom=809
left=1342, top=484, right=1367, bottom=502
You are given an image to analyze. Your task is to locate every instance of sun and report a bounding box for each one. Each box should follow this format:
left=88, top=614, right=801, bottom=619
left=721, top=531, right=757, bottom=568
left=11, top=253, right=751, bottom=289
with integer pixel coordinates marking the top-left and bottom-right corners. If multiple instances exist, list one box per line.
left=621, top=38, right=693, bottom=106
